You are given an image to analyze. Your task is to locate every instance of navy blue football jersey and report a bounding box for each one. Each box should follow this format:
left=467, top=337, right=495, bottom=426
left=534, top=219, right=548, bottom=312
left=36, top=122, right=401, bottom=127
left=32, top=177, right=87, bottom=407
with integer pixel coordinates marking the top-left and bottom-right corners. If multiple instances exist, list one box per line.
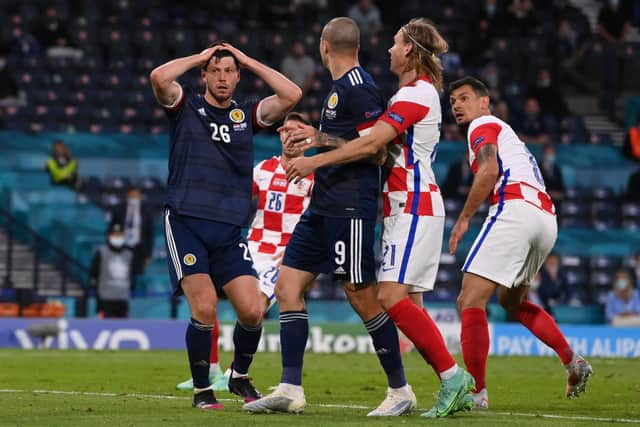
left=164, top=87, right=262, bottom=226
left=312, top=66, right=384, bottom=220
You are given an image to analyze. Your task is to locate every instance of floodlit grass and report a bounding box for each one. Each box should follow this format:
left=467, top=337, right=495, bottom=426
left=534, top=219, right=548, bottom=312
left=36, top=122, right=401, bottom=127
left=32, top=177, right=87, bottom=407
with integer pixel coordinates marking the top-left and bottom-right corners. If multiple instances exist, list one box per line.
left=0, top=349, right=638, bottom=426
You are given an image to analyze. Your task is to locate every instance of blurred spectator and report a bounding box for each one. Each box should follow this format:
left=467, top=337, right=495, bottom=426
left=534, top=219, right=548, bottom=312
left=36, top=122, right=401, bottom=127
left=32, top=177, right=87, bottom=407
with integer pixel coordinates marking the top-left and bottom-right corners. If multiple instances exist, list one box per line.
left=461, top=17, right=493, bottom=68
left=597, top=0, right=632, bottom=42
left=516, top=97, right=551, bottom=144
left=528, top=68, right=569, bottom=120
left=537, top=253, right=571, bottom=313
left=540, top=144, right=565, bottom=201
left=348, top=0, right=382, bottom=35
left=6, top=21, right=42, bottom=63
left=505, top=0, right=540, bottom=37
left=442, top=151, right=472, bottom=199
left=596, top=0, right=632, bottom=119
left=622, top=118, right=640, bottom=162
left=479, top=62, right=500, bottom=91
left=32, top=6, right=70, bottom=49
left=624, top=167, right=640, bottom=201
left=480, top=0, right=508, bottom=34
left=556, top=17, right=593, bottom=93
left=45, top=140, right=78, bottom=188
left=107, top=187, right=154, bottom=276
left=605, top=269, right=640, bottom=326
left=0, top=62, right=20, bottom=107
left=263, top=0, right=294, bottom=28
left=441, top=122, right=463, bottom=141
left=281, top=41, right=316, bottom=97
left=90, top=223, right=135, bottom=318
left=493, top=100, right=510, bottom=122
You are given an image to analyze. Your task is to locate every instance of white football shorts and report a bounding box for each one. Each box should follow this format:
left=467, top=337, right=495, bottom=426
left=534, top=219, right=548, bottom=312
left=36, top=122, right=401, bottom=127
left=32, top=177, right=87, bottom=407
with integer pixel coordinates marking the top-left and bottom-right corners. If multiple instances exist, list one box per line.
left=252, top=250, right=281, bottom=310
left=462, top=200, right=557, bottom=288
left=378, top=213, right=444, bottom=292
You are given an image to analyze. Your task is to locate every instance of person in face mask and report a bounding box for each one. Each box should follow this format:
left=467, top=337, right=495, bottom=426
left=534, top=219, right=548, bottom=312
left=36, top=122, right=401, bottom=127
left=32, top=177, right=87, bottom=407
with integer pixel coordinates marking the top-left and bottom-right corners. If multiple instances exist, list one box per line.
left=89, top=223, right=135, bottom=318
left=45, top=140, right=78, bottom=188
left=605, top=269, right=640, bottom=326
left=516, top=97, right=551, bottom=144
left=527, top=68, right=569, bottom=120
left=107, top=187, right=154, bottom=276
left=539, top=144, right=565, bottom=201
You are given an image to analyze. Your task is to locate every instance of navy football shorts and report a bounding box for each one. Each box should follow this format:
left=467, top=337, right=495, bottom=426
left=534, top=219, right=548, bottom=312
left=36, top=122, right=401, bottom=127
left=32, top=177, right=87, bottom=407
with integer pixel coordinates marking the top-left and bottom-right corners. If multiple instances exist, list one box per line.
left=283, top=210, right=376, bottom=284
left=163, top=207, right=257, bottom=295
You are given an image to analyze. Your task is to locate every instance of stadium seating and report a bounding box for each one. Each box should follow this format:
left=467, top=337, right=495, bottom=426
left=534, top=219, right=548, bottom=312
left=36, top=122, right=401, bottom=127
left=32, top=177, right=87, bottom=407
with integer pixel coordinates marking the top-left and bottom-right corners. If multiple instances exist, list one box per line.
left=1, top=1, right=639, bottom=323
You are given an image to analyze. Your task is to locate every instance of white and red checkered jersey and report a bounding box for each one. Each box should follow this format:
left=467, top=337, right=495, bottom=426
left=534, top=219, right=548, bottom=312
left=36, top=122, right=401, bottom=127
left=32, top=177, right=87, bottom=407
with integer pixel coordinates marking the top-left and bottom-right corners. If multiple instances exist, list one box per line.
left=378, top=76, right=445, bottom=217
left=467, top=115, right=555, bottom=214
left=248, top=156, right=313, bottom=254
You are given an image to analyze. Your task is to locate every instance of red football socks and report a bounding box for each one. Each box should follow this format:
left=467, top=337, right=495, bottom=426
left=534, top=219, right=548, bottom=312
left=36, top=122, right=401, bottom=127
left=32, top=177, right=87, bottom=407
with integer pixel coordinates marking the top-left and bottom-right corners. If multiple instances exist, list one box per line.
left=387, top=297, right=456, bottom=375
left=209, top=317, right=219, bottom=364
left=460, top=308, right=489, bottom=392
left=515, top=300, right=573, bottom=365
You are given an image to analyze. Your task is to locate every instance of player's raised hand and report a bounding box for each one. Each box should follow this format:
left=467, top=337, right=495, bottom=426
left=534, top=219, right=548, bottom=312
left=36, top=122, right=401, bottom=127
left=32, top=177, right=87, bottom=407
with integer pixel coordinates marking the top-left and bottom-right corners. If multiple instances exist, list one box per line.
left=286, top=156, right=318, bottom=182
left=279, top=122, right=320, bottom=149
left=449, top=216, right=469, bottom=255
left=198, top=45, right=223, bottom=66
left=220, top=43, right=251, bottom=67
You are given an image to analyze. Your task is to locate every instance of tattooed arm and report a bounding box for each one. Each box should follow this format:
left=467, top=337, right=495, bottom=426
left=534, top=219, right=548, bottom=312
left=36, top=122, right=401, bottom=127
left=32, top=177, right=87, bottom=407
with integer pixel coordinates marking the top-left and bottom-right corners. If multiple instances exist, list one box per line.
left=449, top=144, right=499, bottom=254
left=459, top=144, right=499, bottom=220
left=286, top=120, right=397, bottom=181
left=314, top=129, right=348, bottom=148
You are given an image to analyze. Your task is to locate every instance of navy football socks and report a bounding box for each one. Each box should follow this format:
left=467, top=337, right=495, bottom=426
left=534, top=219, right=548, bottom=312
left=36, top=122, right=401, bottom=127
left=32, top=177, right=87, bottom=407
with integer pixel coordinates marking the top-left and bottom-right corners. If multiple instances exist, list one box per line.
left=365, top=311, right=407, bottom=389
left=232, top=321, right=263, bottom=375
left=279, top=310, right=309, bottom=386
left=186, top=317, right=213, bottom=389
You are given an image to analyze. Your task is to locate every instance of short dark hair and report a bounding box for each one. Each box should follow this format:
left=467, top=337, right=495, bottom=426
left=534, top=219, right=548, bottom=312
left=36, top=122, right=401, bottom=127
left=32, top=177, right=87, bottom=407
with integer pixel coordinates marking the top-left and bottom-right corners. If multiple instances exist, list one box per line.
left=283, top=111, right=310, bottom=126
left=449, top=76, right=489, bottom=97
left=202, top=41, right=239, bottom=71
left=322, top=17, right=360, bottom=53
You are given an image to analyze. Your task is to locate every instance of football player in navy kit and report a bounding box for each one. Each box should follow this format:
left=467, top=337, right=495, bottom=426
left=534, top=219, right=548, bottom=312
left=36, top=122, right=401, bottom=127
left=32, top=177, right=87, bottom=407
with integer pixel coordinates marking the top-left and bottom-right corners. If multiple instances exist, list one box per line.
left=244, top=18, right=416, bottom=417
left=150, top=42, right=301, bottom=409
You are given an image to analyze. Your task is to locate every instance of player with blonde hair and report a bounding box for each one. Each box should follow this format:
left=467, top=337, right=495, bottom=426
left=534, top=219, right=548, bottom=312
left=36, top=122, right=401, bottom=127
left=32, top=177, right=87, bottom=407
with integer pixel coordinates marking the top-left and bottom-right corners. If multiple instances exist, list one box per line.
left=280, top=18, right=475, bottom=418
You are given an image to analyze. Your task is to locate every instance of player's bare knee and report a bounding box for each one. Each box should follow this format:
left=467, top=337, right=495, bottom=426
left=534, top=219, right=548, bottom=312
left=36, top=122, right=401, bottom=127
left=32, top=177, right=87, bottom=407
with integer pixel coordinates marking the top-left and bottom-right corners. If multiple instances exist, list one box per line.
left=274, top=282, right=302, bottom=305
left=237, top=306, right=263, bottom=327
left=191, top=303, right=217, bottom=325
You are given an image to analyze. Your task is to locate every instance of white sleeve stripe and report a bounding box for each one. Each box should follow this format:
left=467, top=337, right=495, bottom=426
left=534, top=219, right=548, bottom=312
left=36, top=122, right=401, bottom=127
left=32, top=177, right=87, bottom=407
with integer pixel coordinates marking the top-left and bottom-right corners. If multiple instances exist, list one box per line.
left=354, top=69, right=363, bottom=84
left=348, top=72, right=356, bottom=86
left=164, top=210, right=183, bottom=280
left=256, top=99, right=274, bottom=127
left=161, top=82, right=183, bottom=109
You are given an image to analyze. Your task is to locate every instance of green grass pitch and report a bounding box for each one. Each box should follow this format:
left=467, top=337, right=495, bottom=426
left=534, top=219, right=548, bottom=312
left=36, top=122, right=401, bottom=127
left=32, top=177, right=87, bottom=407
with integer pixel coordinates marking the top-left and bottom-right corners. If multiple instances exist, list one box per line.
left=1, top=349, right=638, bottom=426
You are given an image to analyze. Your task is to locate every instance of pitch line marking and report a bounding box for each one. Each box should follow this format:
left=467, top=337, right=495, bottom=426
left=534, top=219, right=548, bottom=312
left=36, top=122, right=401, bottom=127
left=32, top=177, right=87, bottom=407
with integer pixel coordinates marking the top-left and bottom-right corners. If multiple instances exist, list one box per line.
left=0, top=389, right=638, bottom=424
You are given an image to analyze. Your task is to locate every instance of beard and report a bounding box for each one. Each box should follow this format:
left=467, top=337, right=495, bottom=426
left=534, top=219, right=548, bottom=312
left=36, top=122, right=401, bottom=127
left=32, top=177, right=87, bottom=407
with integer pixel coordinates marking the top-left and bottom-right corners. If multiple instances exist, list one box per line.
left=207, top=86, right=232, bottom=104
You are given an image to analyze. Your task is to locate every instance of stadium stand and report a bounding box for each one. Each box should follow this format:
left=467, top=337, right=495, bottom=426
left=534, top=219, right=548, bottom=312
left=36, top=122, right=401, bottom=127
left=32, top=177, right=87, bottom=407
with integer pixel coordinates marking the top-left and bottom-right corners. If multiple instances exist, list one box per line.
left=1, top=0, right=639, bottom=324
